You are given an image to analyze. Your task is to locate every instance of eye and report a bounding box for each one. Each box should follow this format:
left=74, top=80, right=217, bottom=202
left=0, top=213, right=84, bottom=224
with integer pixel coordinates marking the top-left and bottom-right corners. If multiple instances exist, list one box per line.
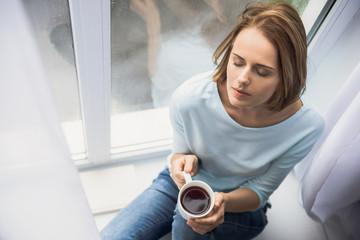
left=233, top=59, right=245, bottom=67
left=233, top=62, right=244, bottom=67
left=256, top=68, right=271, bottom=77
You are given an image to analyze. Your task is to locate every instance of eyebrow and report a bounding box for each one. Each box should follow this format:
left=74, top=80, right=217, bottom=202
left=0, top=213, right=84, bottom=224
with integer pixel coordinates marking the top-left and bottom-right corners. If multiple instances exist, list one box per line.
left=232, top=53, right=276, bottom=71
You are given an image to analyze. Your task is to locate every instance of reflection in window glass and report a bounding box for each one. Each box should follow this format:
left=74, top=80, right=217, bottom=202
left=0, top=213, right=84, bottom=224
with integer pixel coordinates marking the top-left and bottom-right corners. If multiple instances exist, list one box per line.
left=110, top=0, right=331, bottom=154
left=22, top=0, right=86, bottom=160
left=110, top=0, right=255, bottom=153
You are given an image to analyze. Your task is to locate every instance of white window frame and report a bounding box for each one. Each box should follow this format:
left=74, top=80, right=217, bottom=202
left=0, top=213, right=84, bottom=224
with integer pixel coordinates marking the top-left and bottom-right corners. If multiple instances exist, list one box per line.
left=307, top=0, right=360, bottom=80
left=69, top=0, right=111, bottom=166
left=68, top=0, right=357, bottom=169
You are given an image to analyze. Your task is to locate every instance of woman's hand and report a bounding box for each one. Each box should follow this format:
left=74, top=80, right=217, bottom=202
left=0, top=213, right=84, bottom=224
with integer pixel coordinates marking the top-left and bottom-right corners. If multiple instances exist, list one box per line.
left=169, top=154, right=199, bottom=189
left=130, top=0, right=159, bottom=24
left=187, top=192, right=226, bottom=235
left=202, top=0, right=227, bottom=23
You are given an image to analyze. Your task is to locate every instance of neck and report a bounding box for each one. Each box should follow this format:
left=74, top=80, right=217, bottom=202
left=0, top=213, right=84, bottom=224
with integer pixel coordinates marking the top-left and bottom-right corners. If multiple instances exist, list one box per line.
left=234, top=101, right=302, bottom=128
left=217, top=81, right=302, bottom=128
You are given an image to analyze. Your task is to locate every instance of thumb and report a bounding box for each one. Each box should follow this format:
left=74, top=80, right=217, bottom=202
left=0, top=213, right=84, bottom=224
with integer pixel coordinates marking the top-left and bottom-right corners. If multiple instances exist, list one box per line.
left=213, top=192, right=224, bottom=209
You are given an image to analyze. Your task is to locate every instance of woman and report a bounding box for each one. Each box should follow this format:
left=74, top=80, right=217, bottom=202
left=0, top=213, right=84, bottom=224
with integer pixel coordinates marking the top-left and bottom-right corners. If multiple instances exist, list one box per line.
left=129, top=0, right=228, bottom=107
left=101, top=2, right=324, bottom=240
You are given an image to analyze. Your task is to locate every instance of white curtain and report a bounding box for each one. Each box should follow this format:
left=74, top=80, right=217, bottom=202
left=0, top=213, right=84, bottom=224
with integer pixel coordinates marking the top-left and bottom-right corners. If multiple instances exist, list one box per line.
left=0, top=1, right=101, bottom=239
left=295, top=62, right=360, bottom=240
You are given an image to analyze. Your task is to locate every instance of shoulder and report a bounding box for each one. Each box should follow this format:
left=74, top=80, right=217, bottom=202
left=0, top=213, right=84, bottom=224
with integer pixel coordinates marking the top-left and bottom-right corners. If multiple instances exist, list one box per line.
left=299, top=99, right=325, bottom=134
left=267, top=100, right=325, bottom=160
left=283, top=99, right=325, bottom=153
left=271, top=99, right=325, bottom=145
left=169, top=71, right=215, bottom=124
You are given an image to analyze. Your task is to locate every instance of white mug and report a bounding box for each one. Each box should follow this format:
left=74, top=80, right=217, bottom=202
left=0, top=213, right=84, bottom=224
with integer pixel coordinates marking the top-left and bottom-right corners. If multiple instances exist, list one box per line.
left=177, top=171, right=215, bottom=220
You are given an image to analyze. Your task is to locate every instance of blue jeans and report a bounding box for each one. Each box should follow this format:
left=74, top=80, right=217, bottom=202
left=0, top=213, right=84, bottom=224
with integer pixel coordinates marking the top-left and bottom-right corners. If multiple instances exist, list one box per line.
left=100, top=168, right=269, bottom=240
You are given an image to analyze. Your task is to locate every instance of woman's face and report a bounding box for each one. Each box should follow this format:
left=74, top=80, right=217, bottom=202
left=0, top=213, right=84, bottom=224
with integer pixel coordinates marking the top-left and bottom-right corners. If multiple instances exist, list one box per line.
left=226, top=27, right=280, bottom=111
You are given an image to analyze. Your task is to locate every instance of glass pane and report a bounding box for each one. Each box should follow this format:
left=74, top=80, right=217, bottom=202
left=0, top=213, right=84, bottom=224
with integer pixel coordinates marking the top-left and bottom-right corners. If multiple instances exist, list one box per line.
left=267, top=0, right=330, bottom=35
left=22, top=0, right=86, bottom=160
left=110, top=0, right=332, bottom=153
left=110, top=0, right=255, bottom=153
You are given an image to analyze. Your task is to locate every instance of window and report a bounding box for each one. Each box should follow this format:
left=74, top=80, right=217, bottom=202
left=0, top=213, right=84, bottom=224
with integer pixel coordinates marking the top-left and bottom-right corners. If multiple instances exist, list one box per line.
left=23, top=0, right=86, bottom=161
left=23, top=0, right=335, bottom=166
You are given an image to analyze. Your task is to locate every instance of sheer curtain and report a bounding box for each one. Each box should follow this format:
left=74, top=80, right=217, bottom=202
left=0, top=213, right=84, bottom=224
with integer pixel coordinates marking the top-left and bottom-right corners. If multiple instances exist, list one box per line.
left=0, top=1, right=100, bottom=239
left=295, top=62, right=360, bottom=239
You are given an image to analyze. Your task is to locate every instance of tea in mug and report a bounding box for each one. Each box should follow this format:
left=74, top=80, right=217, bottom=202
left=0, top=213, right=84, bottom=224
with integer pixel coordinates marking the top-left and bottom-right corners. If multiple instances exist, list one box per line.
left=180, top=186, right=210, bottom=215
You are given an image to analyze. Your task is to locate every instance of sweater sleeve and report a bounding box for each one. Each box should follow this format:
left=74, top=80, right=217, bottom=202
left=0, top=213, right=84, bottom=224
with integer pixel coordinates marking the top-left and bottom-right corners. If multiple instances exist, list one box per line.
left=242, top=118, right=324, bottom=210
left=169, top=91, right=191, bottom=155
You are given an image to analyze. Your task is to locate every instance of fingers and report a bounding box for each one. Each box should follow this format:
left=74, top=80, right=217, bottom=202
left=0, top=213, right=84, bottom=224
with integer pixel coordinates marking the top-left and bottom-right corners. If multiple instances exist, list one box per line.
left=187, top=215, right=224, bottom=235
left=183, top=155, right=198, bottom=176
left=187, top=218, right=213, bottom=235
left=171, top=156, right=185, bottom=178
left=184, top=156, right=195, bottom=174
left=171, top=158, right=186, bottom=188
left=212, top=192, right=224, bottom=211
left=187, top=192, right=225, bottom=234
left=169, top=154, right=198, bottom=189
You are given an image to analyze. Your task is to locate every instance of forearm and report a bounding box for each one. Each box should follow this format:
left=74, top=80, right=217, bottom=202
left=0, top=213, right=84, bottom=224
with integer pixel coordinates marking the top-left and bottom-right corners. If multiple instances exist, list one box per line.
left=146, top=15, right=161, bottom=78
left=130, top=0, right=161, bottom=78
left=222, top=187, right=260, bottom=212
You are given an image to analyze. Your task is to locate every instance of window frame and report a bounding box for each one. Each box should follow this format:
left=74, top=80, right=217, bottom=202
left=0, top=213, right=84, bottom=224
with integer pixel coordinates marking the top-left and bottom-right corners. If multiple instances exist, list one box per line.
left=69, top=0, right=111, bottom=166
left=307, top=0, right=360, bottom=80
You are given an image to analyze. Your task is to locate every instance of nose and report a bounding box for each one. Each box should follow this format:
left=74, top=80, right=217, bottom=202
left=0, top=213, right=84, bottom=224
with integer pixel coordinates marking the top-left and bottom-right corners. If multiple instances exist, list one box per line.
left=237, top=66, right=251, bottom=86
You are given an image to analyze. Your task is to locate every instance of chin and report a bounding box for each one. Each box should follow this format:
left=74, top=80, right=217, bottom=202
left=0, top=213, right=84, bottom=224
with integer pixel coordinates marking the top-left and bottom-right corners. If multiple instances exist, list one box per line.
left=229, top=98, right=249, bottom=109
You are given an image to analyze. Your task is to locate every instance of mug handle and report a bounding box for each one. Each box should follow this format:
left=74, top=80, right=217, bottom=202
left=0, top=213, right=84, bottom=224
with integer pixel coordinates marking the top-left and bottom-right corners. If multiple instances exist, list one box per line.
left=182, top=171, right=192, bottom=184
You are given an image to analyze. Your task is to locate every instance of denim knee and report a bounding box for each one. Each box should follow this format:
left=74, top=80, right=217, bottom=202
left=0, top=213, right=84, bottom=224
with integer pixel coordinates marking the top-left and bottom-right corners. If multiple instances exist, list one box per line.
left=171, top=206, right=210, bottom=240
left=100, top=168, right=178, bottom=240
left=171, top=204, right=268, bottom=240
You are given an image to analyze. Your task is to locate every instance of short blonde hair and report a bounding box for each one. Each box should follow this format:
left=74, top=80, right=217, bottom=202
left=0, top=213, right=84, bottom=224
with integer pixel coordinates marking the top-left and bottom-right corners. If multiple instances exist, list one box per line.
left=213, top=2, right=307, bottom=112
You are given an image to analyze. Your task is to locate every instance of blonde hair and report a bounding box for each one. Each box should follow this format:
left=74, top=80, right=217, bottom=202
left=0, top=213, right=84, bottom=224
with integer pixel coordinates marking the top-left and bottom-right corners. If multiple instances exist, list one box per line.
left=213, top=2, right=307, bottom=112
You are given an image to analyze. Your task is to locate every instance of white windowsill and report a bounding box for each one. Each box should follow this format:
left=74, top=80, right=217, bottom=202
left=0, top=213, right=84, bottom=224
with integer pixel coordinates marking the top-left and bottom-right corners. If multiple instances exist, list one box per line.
left=62, top=107, right=173, bottom=164
left=79, top=152, right=168, bottom=216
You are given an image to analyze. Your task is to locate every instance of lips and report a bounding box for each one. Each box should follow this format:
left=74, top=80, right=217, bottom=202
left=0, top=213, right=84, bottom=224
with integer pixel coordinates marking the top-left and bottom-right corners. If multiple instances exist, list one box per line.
left=232, top=87, right=251, bottom=98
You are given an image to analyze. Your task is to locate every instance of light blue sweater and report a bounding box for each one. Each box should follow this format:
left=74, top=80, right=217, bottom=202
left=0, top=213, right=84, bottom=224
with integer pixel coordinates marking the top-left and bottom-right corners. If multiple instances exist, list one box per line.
left=169, top=71, right=324, bottom=209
